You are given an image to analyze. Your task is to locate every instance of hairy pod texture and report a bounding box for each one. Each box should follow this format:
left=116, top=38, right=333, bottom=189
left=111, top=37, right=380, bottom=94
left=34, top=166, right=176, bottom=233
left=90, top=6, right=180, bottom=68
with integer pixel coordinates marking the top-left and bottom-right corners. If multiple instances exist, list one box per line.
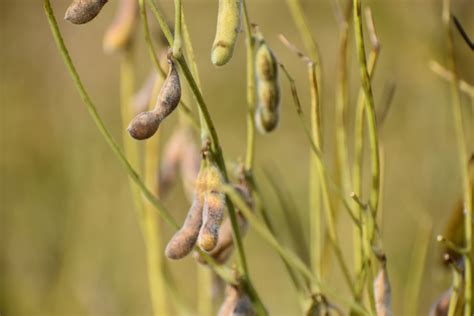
left=65, top=0, right=108, bottom=24
left=165, top=168, right=207, bottom=260
left=374, top=263, right=392, bottom=316
left=197, top=166, right=225, bottom=251
left=103, top=0, right=138, bottom=53
left=211, top=0, right=242, bottom=66
left=165, top=163, right=226, bottom=259
left=218, top=285, right=256, bottom=316
left=128, top=58, right=180, bottom=140
left=195, top=185, right=250, bottom=264
left=255, top=40, right=280, bottom=133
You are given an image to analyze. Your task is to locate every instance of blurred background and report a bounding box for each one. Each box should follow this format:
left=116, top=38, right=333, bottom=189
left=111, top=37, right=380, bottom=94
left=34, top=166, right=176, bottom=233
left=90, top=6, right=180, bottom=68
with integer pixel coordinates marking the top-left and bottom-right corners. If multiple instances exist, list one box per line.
left=1, top=0, right=473, bottom=315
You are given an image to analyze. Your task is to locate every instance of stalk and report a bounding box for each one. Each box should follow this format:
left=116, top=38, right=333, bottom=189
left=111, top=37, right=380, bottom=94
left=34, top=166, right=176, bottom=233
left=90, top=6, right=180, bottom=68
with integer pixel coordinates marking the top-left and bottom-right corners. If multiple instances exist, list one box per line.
left=352, top=0, right=381, bottom=216
left=442, top=1, right=472, bottom=314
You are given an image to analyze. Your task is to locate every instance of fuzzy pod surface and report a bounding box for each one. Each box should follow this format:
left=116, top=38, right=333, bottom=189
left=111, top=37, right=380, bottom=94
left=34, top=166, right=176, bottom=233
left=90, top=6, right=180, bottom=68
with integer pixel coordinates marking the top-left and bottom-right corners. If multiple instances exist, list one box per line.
left=165, top=168, right=207, bottom=260
left=65, top=0, right=108, bottom=24
left=211, top=0, right=242, bottom=66
left=197, top=165, right=225, bottom=252
left=128, top=58, right=181, bottom=140
left=103, top=0, right=138, bottom=53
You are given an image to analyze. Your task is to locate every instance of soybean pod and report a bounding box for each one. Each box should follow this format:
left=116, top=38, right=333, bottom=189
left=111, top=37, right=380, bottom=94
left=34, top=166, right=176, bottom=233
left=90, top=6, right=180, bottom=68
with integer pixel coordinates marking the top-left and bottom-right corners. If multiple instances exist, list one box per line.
left=211, top=0, right=242, bottom=66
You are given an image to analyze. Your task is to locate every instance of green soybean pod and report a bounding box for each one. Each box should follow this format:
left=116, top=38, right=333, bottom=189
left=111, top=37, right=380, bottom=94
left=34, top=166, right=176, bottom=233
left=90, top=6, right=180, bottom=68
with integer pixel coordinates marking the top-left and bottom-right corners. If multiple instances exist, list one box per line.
left=211, top=0, right=242, bottom=66
left=255, top=39, right=280, bottom=133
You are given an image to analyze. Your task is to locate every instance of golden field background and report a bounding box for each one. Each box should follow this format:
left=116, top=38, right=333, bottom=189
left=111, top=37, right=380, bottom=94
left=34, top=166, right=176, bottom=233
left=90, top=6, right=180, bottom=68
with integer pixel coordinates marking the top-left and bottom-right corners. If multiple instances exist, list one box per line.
left=1, top=0, right=473, bottom=315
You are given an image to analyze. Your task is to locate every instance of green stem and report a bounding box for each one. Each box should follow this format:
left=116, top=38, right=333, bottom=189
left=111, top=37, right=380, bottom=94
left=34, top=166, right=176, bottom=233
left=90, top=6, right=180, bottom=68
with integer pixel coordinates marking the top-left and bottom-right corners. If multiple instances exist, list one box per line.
left=172, top=0, right=182, bottom=58
left=308, top=62, right=323, bottom=289
left=353, top=47, right=380, bottom=302
left=224, top=185, right=368, bottom=315
left=403, top=221, right=433, bottom=316
left=282, top=63, right=355, bottom=294
left=242, top=0, right=256, bottom=171
left=442, top=2, right=472, bottom=314
left=352, top=0, right=381, bottom=215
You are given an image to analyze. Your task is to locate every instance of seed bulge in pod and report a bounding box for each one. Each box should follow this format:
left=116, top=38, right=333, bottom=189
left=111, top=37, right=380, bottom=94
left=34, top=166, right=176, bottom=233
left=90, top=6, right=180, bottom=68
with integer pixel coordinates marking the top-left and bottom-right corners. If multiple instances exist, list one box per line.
left=127, top=111, right=160, bottom=140
left=65, top=0, right=108, bottom=24
left=257, top=81, right=280, bottom=111
left=255, top=107, right=279, bottom=134
left=155, top=60, right=181, bottom=120
left=255, top=42, right=278, bottom=81
left=197, top=165, right=225, bottom=252
left=165, top=169, right=207, bottom=259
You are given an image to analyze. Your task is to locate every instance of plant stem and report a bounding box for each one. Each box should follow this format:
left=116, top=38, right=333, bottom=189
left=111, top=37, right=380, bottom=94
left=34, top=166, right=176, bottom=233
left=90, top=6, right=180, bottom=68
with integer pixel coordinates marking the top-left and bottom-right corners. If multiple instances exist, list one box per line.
left=352, top=0, right=380, bottom=216
left=242, top=0, right=256, bottom=171
left=224, top=185, right=368, bottom=315
left=403, top=220, right=433, bottom=316
left=353, top=45, right=380, bottom=303
left=442, top=1, right=472, bottom=314
left=308, top=62, right=323, bottom=289
left=172, top=0, right=182, bottom=58
left=145, top=1, right=266, bottom=312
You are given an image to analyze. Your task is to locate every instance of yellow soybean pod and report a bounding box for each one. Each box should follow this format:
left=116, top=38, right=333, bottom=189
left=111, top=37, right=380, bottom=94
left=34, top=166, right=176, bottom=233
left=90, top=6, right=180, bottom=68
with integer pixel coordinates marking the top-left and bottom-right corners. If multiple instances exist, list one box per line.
left=211, top=0, right=242, bottom=66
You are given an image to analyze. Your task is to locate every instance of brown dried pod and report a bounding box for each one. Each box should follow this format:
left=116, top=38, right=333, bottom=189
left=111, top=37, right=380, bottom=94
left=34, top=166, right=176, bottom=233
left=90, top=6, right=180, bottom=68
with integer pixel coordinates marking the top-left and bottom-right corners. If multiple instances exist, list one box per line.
left=65, top=0, right=108, bottom=24
left=133, top=54, right=169, bottom=114
left=373, top=260, right=392, bottom=316
left=165, top=168, right=207, bottom=260
left=128, top=58, right=181, bottom=140
left=103, top=0, right=138, bottom=53
left=198, top=165, right=225, bottom=252
left=195, top=185, right=250, bottom=264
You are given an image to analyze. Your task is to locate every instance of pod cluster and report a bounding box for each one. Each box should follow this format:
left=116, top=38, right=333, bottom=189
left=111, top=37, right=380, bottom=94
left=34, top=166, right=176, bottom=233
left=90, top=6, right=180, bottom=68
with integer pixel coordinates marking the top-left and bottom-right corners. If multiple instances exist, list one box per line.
left=65, top=0, right=108, bottom=24
left=218, top=285, right=255, bottom=316
left=128, top=57, right=181, bottom=140
left=254, top=38, right=280, bottom=134
left=165, top=164, right=226, bottom=260
left=211, top=0, right=242, bottom=66
left=194, top=185, right=251, bottom=264
left=102, top=0, right=138, bottom=53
